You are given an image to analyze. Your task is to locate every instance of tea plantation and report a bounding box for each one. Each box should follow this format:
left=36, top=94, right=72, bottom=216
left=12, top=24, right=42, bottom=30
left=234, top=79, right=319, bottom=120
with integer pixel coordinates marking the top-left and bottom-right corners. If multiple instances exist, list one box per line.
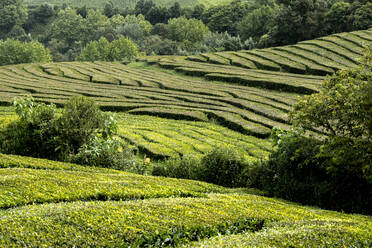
left=0, top=29, right=371, bottom=247
left=0, top=154, right=371, bottom=247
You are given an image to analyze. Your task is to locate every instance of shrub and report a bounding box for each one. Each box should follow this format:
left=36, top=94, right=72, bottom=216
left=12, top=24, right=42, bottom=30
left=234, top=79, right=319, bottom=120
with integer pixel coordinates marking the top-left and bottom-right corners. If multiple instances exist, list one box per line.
left=0, top=96, right=139, bottom=172
left=152, top=146, right=252, bottom=188
left=55, top=96, right=105, bottom=158
left=250, top=128, right=371, bottom=214
left=199, top=146, right=249, bottom=187
left=151, top=154, right=202, bottom=179
left=72, top=137, right=145, bottom=174
left=0, top=96, right=57, bottom=158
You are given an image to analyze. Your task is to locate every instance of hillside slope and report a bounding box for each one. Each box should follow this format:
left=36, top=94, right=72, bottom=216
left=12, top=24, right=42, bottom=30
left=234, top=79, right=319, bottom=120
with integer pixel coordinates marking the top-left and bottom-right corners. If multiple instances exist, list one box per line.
left=0, top=154, right=371, bottom=247
left=0, top=29, right=370, bottom=158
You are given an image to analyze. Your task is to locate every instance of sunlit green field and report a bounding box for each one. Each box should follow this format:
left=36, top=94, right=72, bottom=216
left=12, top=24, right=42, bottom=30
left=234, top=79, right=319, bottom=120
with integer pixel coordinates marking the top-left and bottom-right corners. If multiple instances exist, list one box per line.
left=0, top=154, right=370, bottom=247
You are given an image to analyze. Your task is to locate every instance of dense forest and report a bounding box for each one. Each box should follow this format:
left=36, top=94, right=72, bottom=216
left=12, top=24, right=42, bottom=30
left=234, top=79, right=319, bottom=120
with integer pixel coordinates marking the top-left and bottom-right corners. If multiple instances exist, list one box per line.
left=0, top=0, right=371, bottom=63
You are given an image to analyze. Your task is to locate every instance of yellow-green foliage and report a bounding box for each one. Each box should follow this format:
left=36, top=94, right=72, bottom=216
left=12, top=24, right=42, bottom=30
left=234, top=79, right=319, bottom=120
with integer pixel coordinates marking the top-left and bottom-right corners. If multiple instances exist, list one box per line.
left=0, top=154, right=225, bottom=209
left=187, top=220, right=372, bottom=247
left=0, top=193, right=370, bottom=247
left=116, top=113, right=271, bottom=159
left=0, top=154, right=371, bottom=247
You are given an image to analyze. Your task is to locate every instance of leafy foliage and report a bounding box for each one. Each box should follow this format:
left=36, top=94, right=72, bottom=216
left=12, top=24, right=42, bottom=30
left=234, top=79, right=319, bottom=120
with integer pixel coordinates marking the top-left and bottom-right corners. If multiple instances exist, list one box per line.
left=167, top=16, right=209, bottom=44
left=0, top=96, right=139, bottom=170
left=291, top=47, right=372, bottom=140
left=249, top=48, right=372, bottom=214
left=199, top=145, right=250, bottom=187
left=0, top=193, right=370, bottom=247
left=0, top=0, right=27, bottom=36
left=79, top=36, right=139, bottom=62
left=0, top=39, right=51, bottom=65
left=55, top=96, right=106, bottom=155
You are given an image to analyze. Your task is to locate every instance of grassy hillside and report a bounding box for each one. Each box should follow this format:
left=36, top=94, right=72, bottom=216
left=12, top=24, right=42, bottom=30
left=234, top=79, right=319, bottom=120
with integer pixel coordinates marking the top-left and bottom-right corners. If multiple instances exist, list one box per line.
left=0, top=154, right=371, bottom=247
left=25, top=0, right=232, bottom=9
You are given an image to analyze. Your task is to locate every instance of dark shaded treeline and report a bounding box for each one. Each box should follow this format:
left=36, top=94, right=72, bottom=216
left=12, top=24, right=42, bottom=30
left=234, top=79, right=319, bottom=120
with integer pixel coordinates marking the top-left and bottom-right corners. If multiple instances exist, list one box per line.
left=0, top=0, right=371, bottom=62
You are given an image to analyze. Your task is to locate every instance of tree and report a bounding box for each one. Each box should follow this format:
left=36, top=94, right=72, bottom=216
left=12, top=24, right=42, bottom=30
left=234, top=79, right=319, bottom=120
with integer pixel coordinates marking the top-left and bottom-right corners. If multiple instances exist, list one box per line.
left=249, top=47, right=372, bottom=214
left=323, top=1, right=352, bottom=33
left=168, top=2, right=181, bottom=19
left=79, top=36, right=138, bottom=62
left=109, top=36, right=139, bottom=61
left=269, top=0, right=329, bottom=45
left=191, top=4, right=205, bottom=19
left=291, top=47, right=371, bottom=141
left=0, top=0, right=28, bottom=36
left=48, top=8, right=86, bottom=47
left=202, top=0, right=249, bottom=36
left=134, top=0, right=155, bottom=16
left=237, top=5, right=277, bottom=42
left=167, top=17, right=209, bottom=44
left=0, top=39, right=52, bottom=65
left=290, top=46, right=372, bottom=203
left=146, top=6, right=169, bottom=24
left=85, top=9, right=109, bottom=42
left=352, top=2, right=372, bottom=30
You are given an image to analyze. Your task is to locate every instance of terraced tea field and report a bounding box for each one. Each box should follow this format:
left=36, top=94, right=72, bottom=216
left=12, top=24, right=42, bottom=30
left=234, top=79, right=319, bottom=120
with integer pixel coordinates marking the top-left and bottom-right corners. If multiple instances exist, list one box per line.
left=0, top=29, right=370, bottom=159
left=0, top=154, right=370, bottom=247
left=180, top=29, right=372, bottom=75
left=117, top=113, right=272, bottom=160
left=0, top=29, right=371, bottom=247
left=0, top=110, right=271, bottom=160
left=0, top=60, right=301, bottom=139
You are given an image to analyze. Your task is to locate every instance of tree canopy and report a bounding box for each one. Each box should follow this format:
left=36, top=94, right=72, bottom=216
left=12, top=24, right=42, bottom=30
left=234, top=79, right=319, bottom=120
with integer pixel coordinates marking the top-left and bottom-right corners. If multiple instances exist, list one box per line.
left=0, top=39, right=51, bottom=65
left=79, top=36, right=139, bottom=62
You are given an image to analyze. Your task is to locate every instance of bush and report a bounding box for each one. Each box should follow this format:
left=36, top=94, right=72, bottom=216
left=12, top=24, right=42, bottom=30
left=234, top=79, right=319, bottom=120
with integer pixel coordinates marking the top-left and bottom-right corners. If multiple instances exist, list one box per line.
left=0, top=96, right=140, bottom=172
left=250, top=128, right=371, bottom=214
left=55, top=96, right=105, bottom=157
left=152, top=147, right=251, bottom=188
left=72, top=137, right=145, bottom=173
left=151, top=154, right=202, bottom=179
left=199, top=146, right=249, bottom=187
left=0, top=96, right=57, bottom=158
left=246, top=48, right=372, bottom=214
